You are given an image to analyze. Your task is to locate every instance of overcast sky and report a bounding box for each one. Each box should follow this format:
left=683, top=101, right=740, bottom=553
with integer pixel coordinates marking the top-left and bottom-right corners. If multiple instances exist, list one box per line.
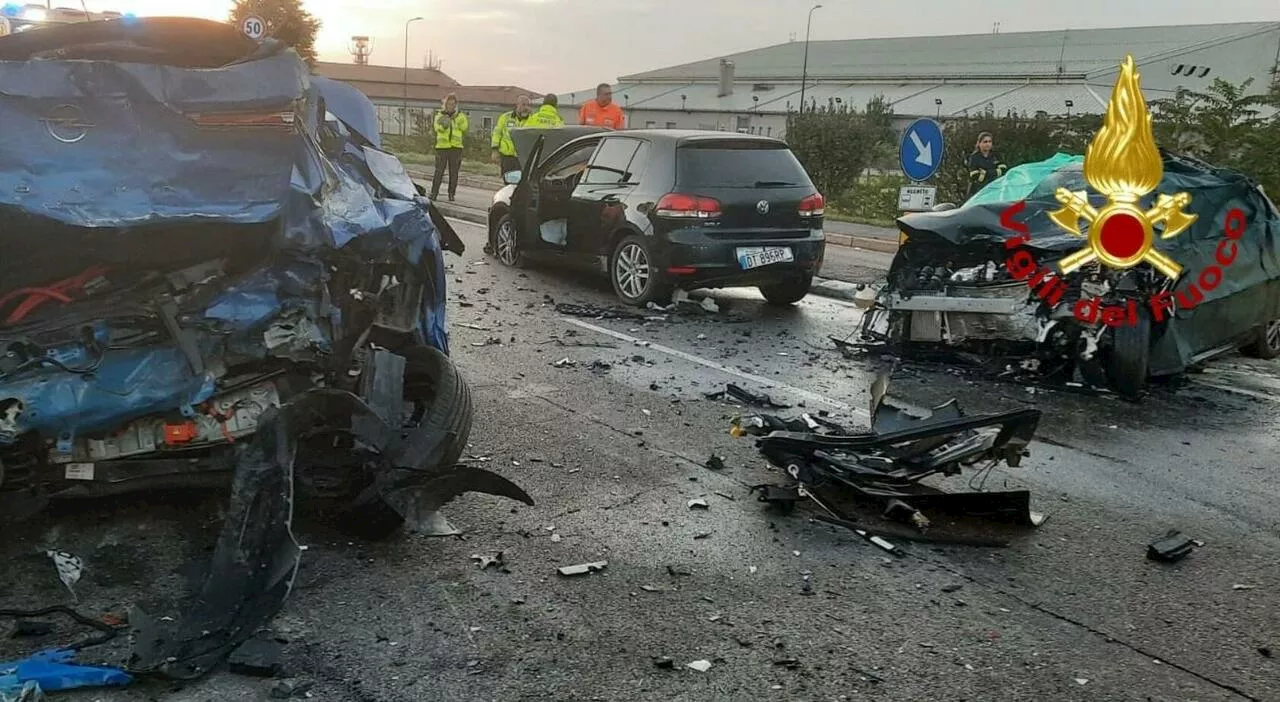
left=98, top=0, right=1280, bottom=93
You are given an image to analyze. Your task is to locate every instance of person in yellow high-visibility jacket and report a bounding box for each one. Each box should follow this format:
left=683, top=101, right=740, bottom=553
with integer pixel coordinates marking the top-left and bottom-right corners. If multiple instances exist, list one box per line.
left=491, top=95, right=531, bottom=176
left=524, top=94, right=565, bottom=128
left=431, top=93, right=469, bottom=202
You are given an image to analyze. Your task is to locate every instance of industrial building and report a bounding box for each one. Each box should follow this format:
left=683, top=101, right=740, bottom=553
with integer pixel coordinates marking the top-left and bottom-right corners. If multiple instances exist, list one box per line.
left=313, top=61, right=539, bottom=138
left=557, top=22, right=1280, bottom=137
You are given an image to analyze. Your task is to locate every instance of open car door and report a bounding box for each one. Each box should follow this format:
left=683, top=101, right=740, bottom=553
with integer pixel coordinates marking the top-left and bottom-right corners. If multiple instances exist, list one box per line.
left=510, top=134, right=545, bottom=250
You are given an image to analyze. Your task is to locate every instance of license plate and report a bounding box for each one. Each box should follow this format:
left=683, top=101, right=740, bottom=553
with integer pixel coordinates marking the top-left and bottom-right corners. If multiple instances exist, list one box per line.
left=737, top=246, right=794, bottom=269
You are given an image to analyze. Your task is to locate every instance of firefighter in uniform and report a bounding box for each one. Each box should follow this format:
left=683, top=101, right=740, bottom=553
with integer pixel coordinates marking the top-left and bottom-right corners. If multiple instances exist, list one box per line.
left=491, top=94, right=532, bottom=176
left=966, top=131, right=1007, bottom=199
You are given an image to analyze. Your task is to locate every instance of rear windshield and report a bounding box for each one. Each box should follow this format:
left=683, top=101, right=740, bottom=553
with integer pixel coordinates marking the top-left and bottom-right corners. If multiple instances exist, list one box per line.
left=676, top=142, right=811, bottom=189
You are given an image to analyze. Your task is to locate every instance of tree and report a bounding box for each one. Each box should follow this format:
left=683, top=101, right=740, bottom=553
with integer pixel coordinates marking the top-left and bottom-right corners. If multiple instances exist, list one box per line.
left=230, top=0, right=321, bottom=66
left=785, top=97, right=895, bottom=199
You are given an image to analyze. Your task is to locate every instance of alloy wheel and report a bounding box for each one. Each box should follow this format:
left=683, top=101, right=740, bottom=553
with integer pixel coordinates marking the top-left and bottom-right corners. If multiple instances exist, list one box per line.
left=496, top=219, right=518, bottom=266
left=614, top=243, right=650, bottom=300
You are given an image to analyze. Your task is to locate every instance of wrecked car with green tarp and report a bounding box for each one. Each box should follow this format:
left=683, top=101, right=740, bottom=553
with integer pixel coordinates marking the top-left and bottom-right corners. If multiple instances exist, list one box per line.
left=860, top=151, right=1280, bottom=398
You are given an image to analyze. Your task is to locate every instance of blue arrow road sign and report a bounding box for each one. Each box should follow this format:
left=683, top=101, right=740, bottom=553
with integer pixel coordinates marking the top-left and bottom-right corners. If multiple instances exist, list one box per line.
left=899, top=118, right=944, bottom=182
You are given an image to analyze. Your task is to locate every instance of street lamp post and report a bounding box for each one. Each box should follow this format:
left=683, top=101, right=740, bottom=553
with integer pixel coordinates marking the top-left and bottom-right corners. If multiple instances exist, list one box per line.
left=799, top=4, right=822, bottom=114
left=402, top=16, right=423, bottom=137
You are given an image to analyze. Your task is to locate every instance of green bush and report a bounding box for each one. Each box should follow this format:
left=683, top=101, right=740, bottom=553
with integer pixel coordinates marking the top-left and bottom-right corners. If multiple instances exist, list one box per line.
left=785, top=97, right=895, bottom=200
left=828, top=174, right=908, bottom=225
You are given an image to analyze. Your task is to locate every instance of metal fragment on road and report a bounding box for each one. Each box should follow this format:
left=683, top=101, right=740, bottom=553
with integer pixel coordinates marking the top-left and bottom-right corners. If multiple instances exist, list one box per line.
left=46, top=550, right=83, bottom=600
left=687, top=498, right=709, bottom=510
left=471, top=552, right=505, bottom=570
left=557, top=561, right=608, bottom=577
left=686, top=659, right=712, bottom=672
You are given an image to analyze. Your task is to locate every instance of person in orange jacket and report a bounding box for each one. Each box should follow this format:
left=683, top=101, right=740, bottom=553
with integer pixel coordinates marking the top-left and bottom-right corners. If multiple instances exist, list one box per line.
left=579, top=83, right=626, bottom=129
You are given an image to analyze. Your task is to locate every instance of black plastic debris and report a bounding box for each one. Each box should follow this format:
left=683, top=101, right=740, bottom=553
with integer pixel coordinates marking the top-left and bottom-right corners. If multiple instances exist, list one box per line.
left=270, top=679, right=315, bottom=699
left=705, top=384, right=791, bottom=409
left=652, top=656, right=675, bottom=669
left=226, top=638, right=284, bottom=678
left=555, top=302, right=649, bottom=321
left=738, top=371, right=1045, bottom=540
left=1147, top=530, right=1198, bottom=562
left=9, top=620, right=54, bottom=638
left=705, top=455, right=727, bottom=471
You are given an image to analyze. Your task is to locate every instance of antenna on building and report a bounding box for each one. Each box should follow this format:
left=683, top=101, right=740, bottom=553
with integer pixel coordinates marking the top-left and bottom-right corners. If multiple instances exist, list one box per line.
left=349, top=36, right=372, bottom=65
left=991, top=21, right=1001, bottom=34
left=424, top=49, right=442, bottom=71
left=788, top=32, right=796, bottom=42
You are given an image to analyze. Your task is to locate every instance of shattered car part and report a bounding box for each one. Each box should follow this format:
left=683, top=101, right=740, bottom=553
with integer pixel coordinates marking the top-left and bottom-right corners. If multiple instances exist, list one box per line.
left=864, top=151, right=1280, bottom=397
left=0, top=18, right=532, bottom=682
left=739, top=372, right=1045, bottom=533
left=1147, top=530, right=1198, bottom=563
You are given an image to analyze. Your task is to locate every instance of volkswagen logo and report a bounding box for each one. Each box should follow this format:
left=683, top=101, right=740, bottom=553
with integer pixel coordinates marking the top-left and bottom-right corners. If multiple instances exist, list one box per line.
left=42, top=104, right=94, bottom=144
left=756, top=199, right=770, bottom=215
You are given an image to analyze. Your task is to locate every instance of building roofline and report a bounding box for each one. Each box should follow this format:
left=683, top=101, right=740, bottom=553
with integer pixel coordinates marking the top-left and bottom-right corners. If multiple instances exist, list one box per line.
left=619, top=20, right=1280, bottom=82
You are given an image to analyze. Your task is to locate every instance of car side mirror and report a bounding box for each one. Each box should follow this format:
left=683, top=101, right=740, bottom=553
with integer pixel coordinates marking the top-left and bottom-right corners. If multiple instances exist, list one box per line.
left=504, top=171, right=522, bottom=185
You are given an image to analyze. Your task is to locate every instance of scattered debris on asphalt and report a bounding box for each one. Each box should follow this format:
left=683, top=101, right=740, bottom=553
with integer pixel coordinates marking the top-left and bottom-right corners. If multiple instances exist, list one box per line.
left=737, top=370, right=1045, bottom=541
left=471, top=336, right=503, bottom=347
left=471, top=553, right=506, bottom=571
left=705, top=455, right=727, bottom=471
left=226, top=638, right=284, bottom=678
left=556, top=302, right=651, bottom=321
left=686, top=659, right=712, bottom=672
left=553, top=357, right=577, bottom=368
left=687, top=498, right=709, bottom=510
left=270, top=679, right=315, bottom=699
left=1147, top=530, right=1198, bottom=562
left=458, top=323, right=492, bottom=331
left=652, top=656, right=676, bottom=669
left=557, top=561, right=609, bottom=577
left=705, top=384, right=792, bottom=409
left=45, top=551, right=82, bottom=602
left=1232, top=584, right=1258, bottom=591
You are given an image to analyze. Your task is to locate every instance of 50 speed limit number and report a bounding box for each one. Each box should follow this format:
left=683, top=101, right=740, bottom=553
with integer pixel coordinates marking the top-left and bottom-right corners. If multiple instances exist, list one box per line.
left=241, top=15, right=266, bottom=40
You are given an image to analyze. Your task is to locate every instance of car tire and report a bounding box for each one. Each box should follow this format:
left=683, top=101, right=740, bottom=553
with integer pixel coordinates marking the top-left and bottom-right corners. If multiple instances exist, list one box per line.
left=610, top=234, right=670, bottom=307
left=492, top=213, right=525, bottom=268
left=1106, top=308, right=1151, bottom=400
left=1241, top=318, right=1280, bottom=360
left=340, top=345, right=473, bottom=540
left=759, top=274, right=814, bottom=306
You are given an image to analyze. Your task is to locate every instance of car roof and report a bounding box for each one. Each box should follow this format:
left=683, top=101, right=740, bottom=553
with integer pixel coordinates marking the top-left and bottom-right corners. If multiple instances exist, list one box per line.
left=615, top=129, right=788, bottom=147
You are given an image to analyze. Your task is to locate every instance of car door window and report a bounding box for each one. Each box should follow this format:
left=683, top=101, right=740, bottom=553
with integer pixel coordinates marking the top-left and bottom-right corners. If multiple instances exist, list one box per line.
left=583, top=138, right=643, bottom=185
left=542, top=141, right=600, bottom=182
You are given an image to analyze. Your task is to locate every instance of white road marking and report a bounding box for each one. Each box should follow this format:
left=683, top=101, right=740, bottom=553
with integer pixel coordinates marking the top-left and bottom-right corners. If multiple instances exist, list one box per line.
left=1188, top=379, right=1280, bottom=403
left=564, top=318, right=869, bottom=418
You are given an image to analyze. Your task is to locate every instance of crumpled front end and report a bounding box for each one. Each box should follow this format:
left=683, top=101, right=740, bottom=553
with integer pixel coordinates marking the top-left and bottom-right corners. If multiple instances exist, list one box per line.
left=860, top=151, right=1280, bottom=391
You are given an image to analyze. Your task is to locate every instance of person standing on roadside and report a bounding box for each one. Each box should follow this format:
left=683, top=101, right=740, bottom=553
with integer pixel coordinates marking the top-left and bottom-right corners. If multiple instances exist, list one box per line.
left=491, top=94, right=532, bottom=176
left=966, top=132, right=1006, bottom=199
left=579, top=83, right=625, bottom=129
left=525, top=94, right=565, bottom=128
left=431, top=93, right=468, bottom=202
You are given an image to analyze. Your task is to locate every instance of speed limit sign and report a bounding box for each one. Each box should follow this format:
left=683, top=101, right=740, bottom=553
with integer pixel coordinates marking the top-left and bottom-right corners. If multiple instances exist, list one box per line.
left=241, top=15, right=266, bottom=40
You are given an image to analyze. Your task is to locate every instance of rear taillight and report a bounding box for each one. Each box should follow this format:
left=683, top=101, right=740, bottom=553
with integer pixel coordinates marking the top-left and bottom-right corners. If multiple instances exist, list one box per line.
left=655, top=193, right=721, bottom=219
left=799, top=193, right=825, bottom=218
left=186, top=110, right=298, bottom=130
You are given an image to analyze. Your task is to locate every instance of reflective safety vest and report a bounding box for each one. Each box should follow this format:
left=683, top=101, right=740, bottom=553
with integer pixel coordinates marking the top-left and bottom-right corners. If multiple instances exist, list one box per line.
left=524, top=104, right=564, bottom=129
left=491, top=110, right=529, bottom=157
left=434, top=109, right=469, bottom=150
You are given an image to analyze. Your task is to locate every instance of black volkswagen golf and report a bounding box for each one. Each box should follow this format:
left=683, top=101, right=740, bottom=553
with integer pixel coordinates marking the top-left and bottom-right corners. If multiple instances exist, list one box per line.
left=487, top=128, right=826, bottom=306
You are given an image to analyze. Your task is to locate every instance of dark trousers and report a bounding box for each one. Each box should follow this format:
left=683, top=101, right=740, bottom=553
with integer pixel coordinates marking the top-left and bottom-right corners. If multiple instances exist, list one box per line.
left=431, top=148, right=463, bottom=200
left=500, top=154, right=521, bottom=176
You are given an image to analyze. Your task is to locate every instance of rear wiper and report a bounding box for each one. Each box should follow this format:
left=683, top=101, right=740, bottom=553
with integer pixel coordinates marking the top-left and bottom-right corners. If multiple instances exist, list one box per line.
left=754, top=180, right=797, bottom=187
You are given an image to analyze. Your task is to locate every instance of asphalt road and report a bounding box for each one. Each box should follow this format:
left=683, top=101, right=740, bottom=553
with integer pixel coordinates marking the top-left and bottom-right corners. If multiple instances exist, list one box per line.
left=3, top=217, right=1277, bottom=701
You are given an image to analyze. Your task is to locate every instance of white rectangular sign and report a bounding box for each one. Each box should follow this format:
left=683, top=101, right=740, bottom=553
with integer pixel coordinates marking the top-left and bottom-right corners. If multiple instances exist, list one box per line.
left=898, top=185, right=937, bottom=212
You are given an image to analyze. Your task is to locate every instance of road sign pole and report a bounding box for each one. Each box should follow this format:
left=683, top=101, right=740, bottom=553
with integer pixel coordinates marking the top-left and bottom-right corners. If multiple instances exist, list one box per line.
left=898, top=117, right=944, bottom=212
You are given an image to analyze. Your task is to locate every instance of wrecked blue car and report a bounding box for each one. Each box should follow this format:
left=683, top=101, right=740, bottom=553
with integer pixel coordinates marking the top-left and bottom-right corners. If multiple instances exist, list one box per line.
left=0, top=18, right=531, bottom=679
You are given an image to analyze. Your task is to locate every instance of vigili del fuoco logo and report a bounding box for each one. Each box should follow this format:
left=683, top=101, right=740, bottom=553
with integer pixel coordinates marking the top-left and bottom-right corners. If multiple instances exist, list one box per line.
left=998, top=55, right=1248, bottom=327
